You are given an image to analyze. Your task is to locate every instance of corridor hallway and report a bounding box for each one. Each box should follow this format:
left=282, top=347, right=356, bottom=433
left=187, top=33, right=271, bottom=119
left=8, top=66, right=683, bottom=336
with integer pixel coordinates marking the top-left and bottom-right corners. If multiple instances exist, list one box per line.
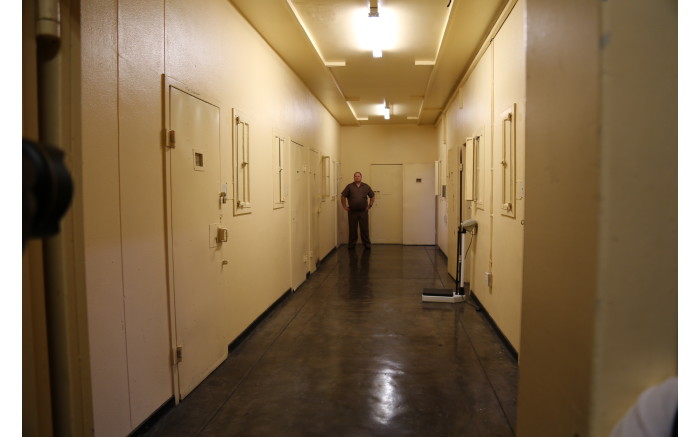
left=141, top=245, right=518, bottom=437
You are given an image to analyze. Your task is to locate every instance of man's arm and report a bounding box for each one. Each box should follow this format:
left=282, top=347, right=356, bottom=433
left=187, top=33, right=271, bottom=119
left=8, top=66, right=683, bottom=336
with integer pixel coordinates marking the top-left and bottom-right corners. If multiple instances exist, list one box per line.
left=341, top=195, right=349, bottom=211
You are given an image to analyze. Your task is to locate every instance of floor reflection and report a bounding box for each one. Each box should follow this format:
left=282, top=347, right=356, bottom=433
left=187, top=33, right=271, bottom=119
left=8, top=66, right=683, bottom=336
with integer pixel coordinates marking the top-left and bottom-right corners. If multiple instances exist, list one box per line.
left=345, top=247, right=372, bottom=300
left=372, top=371, right=400, bottom=425
left=141, top=245, right=519, bottom=437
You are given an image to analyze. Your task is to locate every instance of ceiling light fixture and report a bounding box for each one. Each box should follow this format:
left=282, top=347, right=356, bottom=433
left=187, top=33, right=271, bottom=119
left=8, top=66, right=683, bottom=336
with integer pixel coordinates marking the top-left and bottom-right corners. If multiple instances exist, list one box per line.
left=368, top=6, right=382, bottom=58
left=383, top=103, right=391, bottom=120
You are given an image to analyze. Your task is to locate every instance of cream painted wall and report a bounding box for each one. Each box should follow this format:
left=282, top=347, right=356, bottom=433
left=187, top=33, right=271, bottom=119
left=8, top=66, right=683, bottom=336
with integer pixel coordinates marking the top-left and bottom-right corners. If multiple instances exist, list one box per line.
left=488, top=0, right=526, bottom=353
left=518, top=0, right=600, bottom=433
left=442, top=43, right=492, bottom=288
left=118, top=0, right=172, bottom=423
left=82, top=1, right=132, bottom=435
left=592, top=0, right=677, bottom=434
left=440, top=0, right=525, bottom=352
left=339, top=125, right=438, bottom=245
left=518, top=1, right=677, bottom=436
left=455, top=44, right=492, bottom=316
left=82, top=0, right=340, bottom=435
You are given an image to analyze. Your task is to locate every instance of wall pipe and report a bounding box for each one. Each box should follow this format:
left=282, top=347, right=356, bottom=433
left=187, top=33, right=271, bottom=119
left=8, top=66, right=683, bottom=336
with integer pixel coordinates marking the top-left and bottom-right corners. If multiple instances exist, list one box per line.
left=36, top=0, right=61, bottom=40
left=35, top=0, right=93, bottom=435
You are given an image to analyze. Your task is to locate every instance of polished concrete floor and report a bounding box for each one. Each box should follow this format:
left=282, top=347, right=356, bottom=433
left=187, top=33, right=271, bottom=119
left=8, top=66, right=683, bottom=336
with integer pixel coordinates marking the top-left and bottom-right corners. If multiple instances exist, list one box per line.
left=141, top=245, right=518, bottom=437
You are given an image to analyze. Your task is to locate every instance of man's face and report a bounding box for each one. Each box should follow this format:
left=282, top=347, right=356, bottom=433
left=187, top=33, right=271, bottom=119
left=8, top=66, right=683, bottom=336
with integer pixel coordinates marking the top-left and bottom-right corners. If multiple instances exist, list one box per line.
left=354, top=173, right=362, bottom=183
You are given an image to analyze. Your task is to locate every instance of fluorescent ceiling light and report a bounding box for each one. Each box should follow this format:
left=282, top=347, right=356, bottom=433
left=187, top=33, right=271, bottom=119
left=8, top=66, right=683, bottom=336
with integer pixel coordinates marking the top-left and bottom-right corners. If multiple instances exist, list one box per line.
left=356, top=5, right=396, bottom=57
left=368, top=8, right=382, bottom=58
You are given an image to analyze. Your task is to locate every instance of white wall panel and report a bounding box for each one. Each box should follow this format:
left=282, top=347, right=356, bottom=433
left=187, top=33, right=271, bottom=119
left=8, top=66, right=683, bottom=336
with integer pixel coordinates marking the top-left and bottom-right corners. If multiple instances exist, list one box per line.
left=403, top=163, right=436, bottom=245
left=81, top=0, right=131, bottom=435
left=118, top=0, right=172, bottom=427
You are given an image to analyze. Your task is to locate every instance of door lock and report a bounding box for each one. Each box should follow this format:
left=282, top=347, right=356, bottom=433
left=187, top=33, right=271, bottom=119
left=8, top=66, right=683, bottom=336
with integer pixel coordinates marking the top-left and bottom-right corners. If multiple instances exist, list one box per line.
left=216, top=227, right=228, bottom=243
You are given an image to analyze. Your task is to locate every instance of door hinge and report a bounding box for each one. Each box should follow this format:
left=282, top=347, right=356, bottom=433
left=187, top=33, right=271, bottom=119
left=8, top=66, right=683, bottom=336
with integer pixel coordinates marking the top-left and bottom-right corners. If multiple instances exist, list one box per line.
left=167, top=130, right=176, bottom=148
left=175, top=344, right=183, bottom=363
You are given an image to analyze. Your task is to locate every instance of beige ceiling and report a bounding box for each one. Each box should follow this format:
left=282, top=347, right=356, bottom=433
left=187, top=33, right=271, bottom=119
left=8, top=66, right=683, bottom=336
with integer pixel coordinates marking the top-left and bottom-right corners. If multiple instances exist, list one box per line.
left=228, top=0, right=508, bottom=126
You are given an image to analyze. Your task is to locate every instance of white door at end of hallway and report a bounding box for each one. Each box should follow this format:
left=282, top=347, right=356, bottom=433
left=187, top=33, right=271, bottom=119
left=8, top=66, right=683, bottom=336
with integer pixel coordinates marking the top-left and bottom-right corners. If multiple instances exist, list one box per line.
left=403, top=163, right=436, bottom=245
left=168, top=85, right=226, bottom=400
left=370, top=164, right=403, bottom=244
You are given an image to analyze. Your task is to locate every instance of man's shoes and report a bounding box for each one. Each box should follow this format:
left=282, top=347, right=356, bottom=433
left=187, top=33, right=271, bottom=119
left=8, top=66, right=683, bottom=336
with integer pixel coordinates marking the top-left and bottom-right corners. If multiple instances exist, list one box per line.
left=363, top=244, right=371, bottom=250
left=348, top=244, right=356, bottom=249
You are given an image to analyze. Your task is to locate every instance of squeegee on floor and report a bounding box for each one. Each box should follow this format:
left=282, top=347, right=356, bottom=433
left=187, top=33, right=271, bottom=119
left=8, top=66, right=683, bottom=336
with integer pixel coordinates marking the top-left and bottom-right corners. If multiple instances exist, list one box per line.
left=421, top=287, right=466, bottom=303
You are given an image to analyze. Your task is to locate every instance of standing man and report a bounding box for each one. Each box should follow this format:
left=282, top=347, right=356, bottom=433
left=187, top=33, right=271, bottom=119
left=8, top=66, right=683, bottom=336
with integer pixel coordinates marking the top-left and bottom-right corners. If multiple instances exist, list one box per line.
left=341, top=172, right=375, bottom=249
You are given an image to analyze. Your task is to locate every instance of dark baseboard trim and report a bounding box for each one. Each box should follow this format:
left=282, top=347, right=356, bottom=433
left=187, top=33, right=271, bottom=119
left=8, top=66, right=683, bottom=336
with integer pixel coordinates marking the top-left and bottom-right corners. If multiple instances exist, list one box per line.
left=470, top=291, right=519, bottom=362
left=228, top=288, right=293, bottom=353
left=229, top=246, right=341, bottom=354
left=128, top=397, right=175, bottom=436
left=319, top=246, right=337, bottom=264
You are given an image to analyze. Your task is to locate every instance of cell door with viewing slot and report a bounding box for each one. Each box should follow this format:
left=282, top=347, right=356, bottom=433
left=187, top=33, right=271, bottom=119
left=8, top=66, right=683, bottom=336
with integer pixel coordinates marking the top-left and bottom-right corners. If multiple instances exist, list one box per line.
left=166, top=82, right=227, bottom=400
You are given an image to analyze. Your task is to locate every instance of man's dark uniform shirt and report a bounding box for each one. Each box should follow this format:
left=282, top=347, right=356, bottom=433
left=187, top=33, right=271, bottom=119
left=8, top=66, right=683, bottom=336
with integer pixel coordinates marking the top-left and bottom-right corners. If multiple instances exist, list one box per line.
left=342, top=182, right=374, bottom=210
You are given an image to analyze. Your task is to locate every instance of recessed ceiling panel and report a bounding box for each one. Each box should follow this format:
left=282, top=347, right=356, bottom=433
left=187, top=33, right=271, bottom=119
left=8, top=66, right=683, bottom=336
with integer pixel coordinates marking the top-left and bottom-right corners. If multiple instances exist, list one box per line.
left=290, top=0, right=450, bottom=123
left=231, top=0, right=509, bottom=125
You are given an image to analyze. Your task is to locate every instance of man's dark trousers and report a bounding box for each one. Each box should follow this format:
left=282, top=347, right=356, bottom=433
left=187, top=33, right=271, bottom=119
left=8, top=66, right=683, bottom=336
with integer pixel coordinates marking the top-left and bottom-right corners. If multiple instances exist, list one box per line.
left=348, top=209, right=370, bottom=248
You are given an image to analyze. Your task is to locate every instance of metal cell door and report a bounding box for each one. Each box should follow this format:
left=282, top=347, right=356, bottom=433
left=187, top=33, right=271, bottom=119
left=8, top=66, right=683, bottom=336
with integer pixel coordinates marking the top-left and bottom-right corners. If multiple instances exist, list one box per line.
left=167, top=84, right=227, bottom=399
left=309, top=149, right=321, bottom=272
